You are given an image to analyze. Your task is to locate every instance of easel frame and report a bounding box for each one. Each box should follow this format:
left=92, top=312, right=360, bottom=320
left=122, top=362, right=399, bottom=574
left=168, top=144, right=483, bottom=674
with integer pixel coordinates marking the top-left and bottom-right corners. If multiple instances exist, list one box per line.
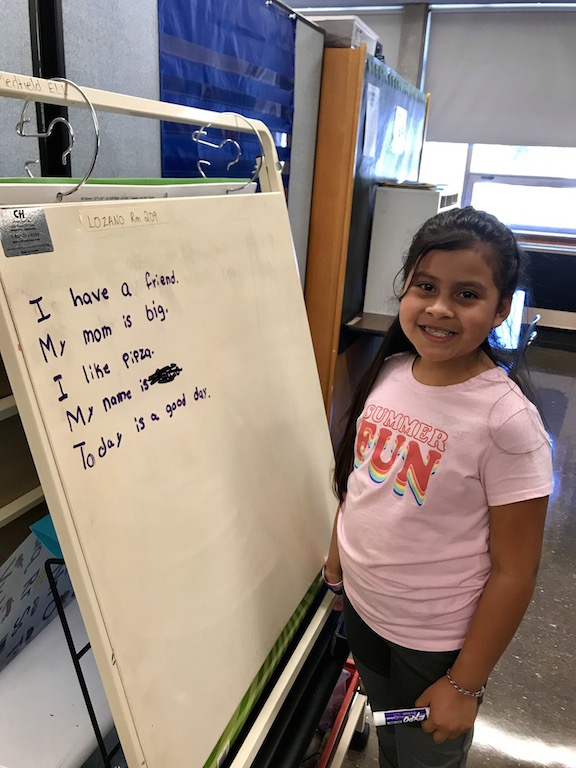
left=0, top=71, right=338, bottom=768
left=0, top=70, right=283, bottom=195
left=45, top=557, right=122, bottom=768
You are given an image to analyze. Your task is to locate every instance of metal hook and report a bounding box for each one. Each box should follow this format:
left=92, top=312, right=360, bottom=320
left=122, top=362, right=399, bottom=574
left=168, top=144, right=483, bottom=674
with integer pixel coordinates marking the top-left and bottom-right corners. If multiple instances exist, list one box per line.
left=15, top=78, right=100, bottom=201
left=51, top=78, right=100, bottom=201
left=16, top=110, right=75, bottom=170
left=192, top=125, right=242, bottom=178
left=24, top=160, right=40, bottom=178
left=219, top=113, right=268, bottom=193
left=196, top=159, right=211, bottom=179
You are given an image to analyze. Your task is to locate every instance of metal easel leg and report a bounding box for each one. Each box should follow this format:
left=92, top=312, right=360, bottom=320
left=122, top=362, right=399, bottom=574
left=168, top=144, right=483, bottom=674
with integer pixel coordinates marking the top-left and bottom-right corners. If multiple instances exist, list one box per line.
left=45, top=558, right=121, bottom=767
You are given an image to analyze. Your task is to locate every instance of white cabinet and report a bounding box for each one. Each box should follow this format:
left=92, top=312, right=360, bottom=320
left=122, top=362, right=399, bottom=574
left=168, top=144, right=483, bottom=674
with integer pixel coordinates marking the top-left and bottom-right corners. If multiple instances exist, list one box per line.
left=363, top=185, right=459, bottom=316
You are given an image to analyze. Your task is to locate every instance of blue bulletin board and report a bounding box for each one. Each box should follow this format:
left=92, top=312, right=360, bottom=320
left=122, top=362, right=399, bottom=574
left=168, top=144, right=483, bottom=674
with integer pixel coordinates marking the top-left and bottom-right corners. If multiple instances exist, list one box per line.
left=158, top=0, right=296, bottom=189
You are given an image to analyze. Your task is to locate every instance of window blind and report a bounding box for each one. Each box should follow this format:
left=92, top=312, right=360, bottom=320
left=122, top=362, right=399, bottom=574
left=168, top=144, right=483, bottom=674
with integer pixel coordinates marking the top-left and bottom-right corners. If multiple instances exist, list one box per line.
left=424, top=9, right=576, bottom=147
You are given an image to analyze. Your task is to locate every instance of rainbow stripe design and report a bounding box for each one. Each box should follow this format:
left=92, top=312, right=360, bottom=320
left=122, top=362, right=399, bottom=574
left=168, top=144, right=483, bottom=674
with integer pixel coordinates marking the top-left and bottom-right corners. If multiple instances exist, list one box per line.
left=369, top=461, right=393, bottom=484
left=368, top=432, right=406, bottom=484
left=394, top=454, right=441, bottom=505
left=354, top=420, right=377, bottom=469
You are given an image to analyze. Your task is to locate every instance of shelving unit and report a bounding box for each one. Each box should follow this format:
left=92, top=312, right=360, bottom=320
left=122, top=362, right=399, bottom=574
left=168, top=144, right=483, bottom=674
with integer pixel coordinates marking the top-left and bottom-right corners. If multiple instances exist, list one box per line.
left=0, top=358, right=46, bottom=532
left=0, top=393, right=17, bottom=420
left=0, top=483, right=45, bottom=528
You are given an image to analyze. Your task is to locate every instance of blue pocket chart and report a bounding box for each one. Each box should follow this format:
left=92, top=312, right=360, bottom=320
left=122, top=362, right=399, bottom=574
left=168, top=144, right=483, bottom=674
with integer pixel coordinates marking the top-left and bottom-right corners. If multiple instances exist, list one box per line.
left=0, top=192, right=336, bottom=767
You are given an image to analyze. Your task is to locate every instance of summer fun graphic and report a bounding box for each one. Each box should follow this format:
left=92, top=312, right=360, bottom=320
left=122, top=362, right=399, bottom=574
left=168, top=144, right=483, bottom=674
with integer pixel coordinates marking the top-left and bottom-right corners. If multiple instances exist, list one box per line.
left=354, top=404, right=448, bottom=506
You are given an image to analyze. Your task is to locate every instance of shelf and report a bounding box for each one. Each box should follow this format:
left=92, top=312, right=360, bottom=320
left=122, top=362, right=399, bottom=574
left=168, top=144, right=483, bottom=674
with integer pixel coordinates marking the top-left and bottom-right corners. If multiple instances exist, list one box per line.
left=0, top=358, right=11, bottom=399
left=0, top=415, right=42, bottom=527
left=345, top=312, right=395, bottom=336
left=0, top=394, right=17, bottom=422
left=0, top=486, right=45, bottom=529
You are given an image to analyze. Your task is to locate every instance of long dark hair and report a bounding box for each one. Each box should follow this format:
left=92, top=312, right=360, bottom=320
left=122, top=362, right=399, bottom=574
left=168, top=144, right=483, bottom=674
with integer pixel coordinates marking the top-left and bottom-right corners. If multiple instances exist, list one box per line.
left=333, top=206, right=533, bottom=504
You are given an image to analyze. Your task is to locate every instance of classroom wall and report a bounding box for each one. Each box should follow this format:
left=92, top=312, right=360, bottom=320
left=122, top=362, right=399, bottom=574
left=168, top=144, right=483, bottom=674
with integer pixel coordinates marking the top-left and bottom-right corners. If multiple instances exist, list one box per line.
left=61, top=0, right=161, bottom=178
left=0, top=1, right=38, bottom=177
left=0, top=2, right=161, bottom=179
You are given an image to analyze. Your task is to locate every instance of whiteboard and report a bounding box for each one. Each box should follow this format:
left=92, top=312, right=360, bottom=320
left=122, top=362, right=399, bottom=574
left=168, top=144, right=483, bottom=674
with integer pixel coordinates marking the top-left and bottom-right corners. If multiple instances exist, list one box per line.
left=0, top=192, right=336, bottom=767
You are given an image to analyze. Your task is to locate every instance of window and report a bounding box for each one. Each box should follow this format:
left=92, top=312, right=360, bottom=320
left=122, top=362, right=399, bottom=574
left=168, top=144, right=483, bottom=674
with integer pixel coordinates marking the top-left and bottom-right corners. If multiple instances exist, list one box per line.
left=419, top=143, right=576, bottom=237
left=418, top=141, right=468, bottom=193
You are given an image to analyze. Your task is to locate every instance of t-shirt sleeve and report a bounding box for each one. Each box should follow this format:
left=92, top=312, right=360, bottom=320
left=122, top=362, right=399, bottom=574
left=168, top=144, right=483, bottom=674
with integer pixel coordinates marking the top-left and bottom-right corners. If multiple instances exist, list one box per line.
left=481, top=405, right=553, bottom=507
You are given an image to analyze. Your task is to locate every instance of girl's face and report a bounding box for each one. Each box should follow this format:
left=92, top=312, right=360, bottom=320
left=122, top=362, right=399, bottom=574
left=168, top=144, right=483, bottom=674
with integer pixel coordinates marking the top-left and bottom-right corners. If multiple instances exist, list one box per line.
left=399, top=246, right=511, bottom=384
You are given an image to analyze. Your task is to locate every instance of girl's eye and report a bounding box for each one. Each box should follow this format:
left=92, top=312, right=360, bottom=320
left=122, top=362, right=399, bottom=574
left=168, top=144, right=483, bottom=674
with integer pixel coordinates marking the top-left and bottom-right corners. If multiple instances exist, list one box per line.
left=415, top=282, right=434, bottom=292
left=460, top=291, right=478, bottom=300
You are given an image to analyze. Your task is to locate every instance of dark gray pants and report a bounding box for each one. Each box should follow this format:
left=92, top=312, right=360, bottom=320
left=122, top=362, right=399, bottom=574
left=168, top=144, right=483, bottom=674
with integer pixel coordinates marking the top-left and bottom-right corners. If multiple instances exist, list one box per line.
left=343, top=594, right=475, bottom=768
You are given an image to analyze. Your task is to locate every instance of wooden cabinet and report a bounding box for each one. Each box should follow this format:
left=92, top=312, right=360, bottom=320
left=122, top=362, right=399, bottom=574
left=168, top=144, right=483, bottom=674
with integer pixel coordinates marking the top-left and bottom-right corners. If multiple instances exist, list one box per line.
left=305, top=46, right=365, bottom=418
left=304, top=48, right=428, bottom=426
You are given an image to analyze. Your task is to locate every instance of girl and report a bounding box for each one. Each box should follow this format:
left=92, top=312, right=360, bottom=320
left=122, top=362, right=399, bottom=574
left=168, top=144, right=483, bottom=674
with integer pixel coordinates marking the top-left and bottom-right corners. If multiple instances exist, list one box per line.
left=323, top=207, right=553, bottom=768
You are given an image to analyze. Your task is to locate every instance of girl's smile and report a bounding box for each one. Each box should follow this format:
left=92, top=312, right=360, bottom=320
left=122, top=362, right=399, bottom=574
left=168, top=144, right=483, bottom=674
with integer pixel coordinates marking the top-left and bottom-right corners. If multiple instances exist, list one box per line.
left=419, top=325, right=456, bottom=342
left=399, top=246, right=511, bottom=385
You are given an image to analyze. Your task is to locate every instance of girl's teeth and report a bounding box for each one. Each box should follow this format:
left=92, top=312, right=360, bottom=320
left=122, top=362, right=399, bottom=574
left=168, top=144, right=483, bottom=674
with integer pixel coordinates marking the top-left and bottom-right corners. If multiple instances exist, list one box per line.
left=425, top=327, right=453, bottom=337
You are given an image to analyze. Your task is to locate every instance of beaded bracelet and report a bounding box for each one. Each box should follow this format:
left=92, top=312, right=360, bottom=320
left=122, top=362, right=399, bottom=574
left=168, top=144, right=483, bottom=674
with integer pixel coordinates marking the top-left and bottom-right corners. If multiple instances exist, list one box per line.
left=445, top=668, right=485, bottom=698
left=321, top=565, right=344, bottom=595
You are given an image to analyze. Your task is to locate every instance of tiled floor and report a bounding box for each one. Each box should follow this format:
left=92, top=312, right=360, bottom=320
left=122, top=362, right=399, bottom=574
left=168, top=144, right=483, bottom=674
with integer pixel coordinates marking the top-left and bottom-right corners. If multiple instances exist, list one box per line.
left=341, top=344, right=576, bottom=768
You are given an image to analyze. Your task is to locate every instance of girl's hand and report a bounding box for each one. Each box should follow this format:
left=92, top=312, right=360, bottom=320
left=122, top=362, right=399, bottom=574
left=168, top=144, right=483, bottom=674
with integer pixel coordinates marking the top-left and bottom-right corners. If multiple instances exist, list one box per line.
left=415, top=676, right=479, bottom=743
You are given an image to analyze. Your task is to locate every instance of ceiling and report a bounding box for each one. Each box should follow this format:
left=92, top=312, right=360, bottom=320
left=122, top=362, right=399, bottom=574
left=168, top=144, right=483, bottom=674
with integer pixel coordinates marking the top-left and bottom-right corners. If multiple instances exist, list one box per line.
left=291, top=0, right=569, bottom=8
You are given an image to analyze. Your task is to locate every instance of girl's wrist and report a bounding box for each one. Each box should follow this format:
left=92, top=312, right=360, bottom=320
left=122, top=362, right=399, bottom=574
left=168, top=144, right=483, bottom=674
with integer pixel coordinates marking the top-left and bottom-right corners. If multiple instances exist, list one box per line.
left=445, top=668, right=486, bottom=698
left=322, top=563, right=343, bottom=594
left=323, top=555, right=342, bottom=576
left=323, top=566, right=342, bottom=583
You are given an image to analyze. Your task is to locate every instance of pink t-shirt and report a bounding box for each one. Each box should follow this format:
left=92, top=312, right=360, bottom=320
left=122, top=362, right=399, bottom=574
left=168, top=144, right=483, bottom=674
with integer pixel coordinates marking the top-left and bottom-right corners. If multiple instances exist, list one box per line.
left=338, top=353, right=553, bottom=651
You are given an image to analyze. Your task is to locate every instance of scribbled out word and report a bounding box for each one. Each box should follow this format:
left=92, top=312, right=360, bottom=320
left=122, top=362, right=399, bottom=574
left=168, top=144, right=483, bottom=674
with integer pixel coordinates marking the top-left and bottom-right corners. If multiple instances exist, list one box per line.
left=122, top=347, right=153, bottom=369
left=166, top=394, right=186, bottom=418
left=148, top=364, right=182, bottom=385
